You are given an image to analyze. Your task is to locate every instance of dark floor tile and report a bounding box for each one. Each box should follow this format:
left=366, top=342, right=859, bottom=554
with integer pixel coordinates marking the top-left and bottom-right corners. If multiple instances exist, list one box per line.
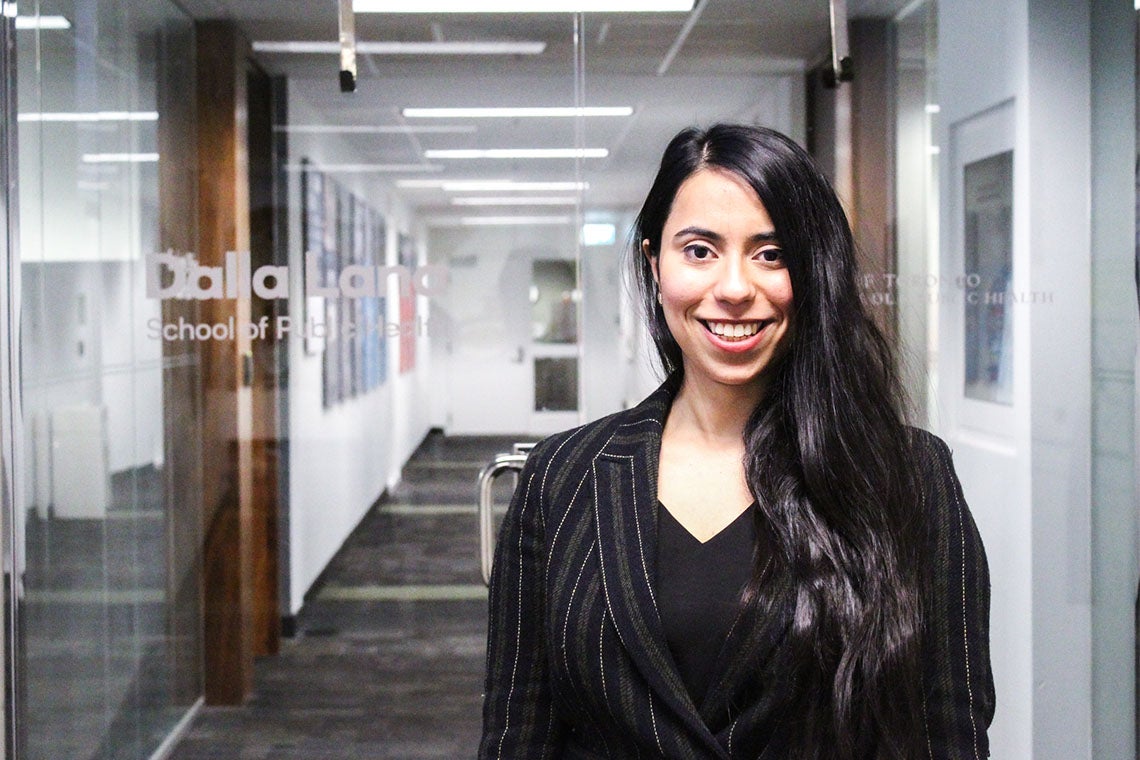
left=166, top=435, right=511, bottom=760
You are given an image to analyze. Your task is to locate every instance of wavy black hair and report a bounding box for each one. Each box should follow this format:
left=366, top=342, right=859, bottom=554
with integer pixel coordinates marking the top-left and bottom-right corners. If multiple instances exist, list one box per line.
left=631, top=124, right=925, bottom=759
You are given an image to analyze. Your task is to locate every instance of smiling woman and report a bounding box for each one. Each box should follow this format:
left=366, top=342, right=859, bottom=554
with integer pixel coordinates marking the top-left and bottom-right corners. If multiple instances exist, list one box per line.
left=480, top=124, right=995, bottom=759
left=647, top=167, right=794, bottom=395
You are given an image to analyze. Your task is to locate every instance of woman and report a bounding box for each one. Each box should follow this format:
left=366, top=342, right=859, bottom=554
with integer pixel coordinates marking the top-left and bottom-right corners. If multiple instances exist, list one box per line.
left=480, top=124, right=994, bottom=759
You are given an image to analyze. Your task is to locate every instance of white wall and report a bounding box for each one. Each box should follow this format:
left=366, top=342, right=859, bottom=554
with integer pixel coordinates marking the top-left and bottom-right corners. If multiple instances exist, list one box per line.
left=285, top=88, right=435, bottom=614
left=19, top=261, right=164, bottom=512
left=1088, top=0, right=1137, bottom=755
left=935, top=2, right=1132, bottom=757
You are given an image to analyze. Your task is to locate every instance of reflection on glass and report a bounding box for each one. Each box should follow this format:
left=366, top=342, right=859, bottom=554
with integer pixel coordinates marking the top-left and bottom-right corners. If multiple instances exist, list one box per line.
left=16, top=2, right=203, bottom=758
left=963, top=151, right=1014, bottom=405
left=535, top=357, right=578, bottom=412
left=531, top=259, right=578, bottom=344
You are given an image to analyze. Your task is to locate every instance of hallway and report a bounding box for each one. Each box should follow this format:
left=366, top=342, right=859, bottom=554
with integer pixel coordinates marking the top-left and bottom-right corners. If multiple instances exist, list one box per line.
left=167, top=433, right=522, bottom=759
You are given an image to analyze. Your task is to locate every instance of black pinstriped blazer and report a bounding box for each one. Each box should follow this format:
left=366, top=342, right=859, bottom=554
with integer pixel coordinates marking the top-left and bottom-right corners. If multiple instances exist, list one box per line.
left=480, top=381, right=994, bottom=759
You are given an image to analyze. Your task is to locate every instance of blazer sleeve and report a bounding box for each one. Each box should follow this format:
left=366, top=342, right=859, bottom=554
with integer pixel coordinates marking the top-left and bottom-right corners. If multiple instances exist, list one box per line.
left=917, top=432, right=996, bottom=759
left=479, top=448, right=566, bottom=758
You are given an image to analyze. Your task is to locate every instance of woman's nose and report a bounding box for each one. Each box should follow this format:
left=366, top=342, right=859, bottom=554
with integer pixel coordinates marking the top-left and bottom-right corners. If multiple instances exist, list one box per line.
left=713, top=257, right=754, bottom=303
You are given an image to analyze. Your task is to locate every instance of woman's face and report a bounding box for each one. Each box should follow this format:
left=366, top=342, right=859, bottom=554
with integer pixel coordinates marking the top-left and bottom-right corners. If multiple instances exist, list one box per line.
left=646, top=167, right=793, bottom=393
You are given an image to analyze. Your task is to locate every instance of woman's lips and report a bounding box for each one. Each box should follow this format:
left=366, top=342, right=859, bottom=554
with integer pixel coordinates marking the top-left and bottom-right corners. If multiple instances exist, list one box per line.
left=700, top=319, right=769, bottom=351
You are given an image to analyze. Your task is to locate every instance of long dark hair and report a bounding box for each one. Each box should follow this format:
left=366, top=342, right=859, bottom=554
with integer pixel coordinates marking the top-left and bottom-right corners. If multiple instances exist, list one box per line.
left=631, top=124, right=925, bottom=758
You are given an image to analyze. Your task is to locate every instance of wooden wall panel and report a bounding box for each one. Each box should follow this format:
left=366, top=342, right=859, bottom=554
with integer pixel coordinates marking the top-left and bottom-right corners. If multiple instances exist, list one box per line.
left=196, top=20, right=255, bottom=706
left=246, top=63, right=280, bottom=657
left=850, top=19, right=895, bottom=342
left=156, top=21, right=205, bottom=705
left=807, top=19, right=897, bottom=342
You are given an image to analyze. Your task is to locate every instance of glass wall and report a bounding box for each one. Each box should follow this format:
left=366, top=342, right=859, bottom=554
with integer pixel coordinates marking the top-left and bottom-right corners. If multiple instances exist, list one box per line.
left=0, top=1, right=1132, bottom=758
left=14, top=1, right=202, bottom=758
left=893, top=0, right=939, bottom=426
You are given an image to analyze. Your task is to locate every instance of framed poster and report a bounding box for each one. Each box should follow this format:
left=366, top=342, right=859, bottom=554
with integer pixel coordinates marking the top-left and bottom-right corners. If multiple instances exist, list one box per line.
left=300, top=160, right=391, bottom=406
left=962, top=151, right=1013, bottom=405
left=945, top=99, right=1017, bottom=440
left=398, top=233, right=416, bottom=374
left=300, top=162, right=325, bottom=356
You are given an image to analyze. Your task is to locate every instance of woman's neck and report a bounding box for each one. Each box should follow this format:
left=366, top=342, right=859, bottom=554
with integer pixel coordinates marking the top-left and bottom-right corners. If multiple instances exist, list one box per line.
left=667, top=372, right=765, bottom=446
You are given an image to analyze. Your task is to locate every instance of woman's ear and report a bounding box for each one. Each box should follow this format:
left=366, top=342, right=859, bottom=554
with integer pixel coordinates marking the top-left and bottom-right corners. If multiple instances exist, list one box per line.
left=642, top=239, right=659, bottom=285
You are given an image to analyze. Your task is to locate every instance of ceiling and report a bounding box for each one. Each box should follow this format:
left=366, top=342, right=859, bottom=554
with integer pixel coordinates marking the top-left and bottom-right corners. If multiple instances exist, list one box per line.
left=178, top=0, right=916, bottom=222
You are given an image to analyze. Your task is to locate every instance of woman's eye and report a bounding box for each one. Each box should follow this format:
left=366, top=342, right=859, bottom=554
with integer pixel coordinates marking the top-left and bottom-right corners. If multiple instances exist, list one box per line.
left=757, top=247, right=783, bottom=263
left=684, top=244, right=713, bottom=260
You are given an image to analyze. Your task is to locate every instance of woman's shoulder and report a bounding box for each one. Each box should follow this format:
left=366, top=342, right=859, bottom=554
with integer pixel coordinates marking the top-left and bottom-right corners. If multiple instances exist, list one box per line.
left=902, top=427, right=986, bottom=550
left=903, top=426, right=957, bottom=482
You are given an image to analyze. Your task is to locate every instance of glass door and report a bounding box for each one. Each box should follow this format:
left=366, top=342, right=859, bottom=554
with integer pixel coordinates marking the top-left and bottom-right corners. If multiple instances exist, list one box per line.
left=13, top=2, right=204, bottom=758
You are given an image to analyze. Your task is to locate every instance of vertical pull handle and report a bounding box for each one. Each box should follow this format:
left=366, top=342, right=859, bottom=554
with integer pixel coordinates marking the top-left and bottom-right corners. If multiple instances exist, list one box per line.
left=476, top=453, right=528, bottom=586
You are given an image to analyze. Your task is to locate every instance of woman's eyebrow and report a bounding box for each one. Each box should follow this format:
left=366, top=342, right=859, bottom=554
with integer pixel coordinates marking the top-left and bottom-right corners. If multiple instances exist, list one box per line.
left=671, top=226, right=779, bottom=244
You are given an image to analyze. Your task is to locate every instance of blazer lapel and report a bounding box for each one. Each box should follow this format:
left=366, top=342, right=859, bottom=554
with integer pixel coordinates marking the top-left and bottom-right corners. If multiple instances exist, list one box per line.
left=591, top=383, right=728, bottom=757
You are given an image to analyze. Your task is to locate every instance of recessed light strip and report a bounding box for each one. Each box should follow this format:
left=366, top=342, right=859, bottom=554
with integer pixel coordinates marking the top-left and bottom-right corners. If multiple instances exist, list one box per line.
left=354, top=0, right=695, bottom=11
left=14, top=15, right=71, bottom=29
left=452, top=197, right=577, bottom=206
left=402, top=106, right=632, bottom=118
left=428, top=215, right=574, bottom=227
left=252, top=40, right=546, bottom=55
left=423, top=148, right=607, bottom=159
left=19, top=111, right=158, bottom=123
left=278, top=124, right=476, bottom=134
left=284, top=163, right=445, bottom=173
left=396, top=179, right=590, bottom=191
left=82, top=153, right=159, bottom=163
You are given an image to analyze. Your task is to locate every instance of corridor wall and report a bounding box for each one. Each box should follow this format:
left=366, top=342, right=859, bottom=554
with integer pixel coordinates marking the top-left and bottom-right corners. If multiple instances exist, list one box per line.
left=284, top=86, right=434, bottom=615
left=935, top=0, right=1137, bottom=756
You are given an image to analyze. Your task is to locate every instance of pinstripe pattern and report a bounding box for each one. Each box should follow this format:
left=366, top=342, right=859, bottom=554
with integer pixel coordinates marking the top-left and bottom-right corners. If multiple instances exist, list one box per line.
left=479, top=383, right=995, bottom=759
left=917, top=432, right=996, bottom=759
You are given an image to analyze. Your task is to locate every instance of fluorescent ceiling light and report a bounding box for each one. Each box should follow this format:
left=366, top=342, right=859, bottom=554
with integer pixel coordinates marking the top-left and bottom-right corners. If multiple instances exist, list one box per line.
left=423, top=148, right=607, bottom=159
left=355, top=0, right=694, bottom=11
left=82, top=153, right=159, bottom=163
left=15, top=15, right=71, bottom=29
left=277, top=124, right=475, bottom=134
left=252, top=40, right=545, bottom=55
left=582, top=222, right=617, bottom=246
left=284, top=163, right=444, bottom=173
left=19, top=111, right=158, bottom=123
left=429, top=215, right=573, bottom=227
left=461, top=216, right=573, bottom=225
left=925, top=104, right=941, bottom=114
left=402, top=106, right=632, bottom=119
left=452, top=197, right=577, bottom=206
left=397, top=179, right=589, bottom=191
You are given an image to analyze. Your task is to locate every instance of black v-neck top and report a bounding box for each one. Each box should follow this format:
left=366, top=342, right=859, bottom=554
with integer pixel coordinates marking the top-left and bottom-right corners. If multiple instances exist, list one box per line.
left=655, top=501, right=757, bottom=707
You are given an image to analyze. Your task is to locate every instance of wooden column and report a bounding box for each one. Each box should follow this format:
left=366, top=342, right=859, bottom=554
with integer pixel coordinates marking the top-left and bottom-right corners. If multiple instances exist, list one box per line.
left=246, top=62, right=281, bottom=658
left=196, top=19, right=255, bottom=705
left=156, top=19, right=205, bottom=705
left=806, top=19, right=896, bottom=342
left=849, top=19, right=895, bottom=342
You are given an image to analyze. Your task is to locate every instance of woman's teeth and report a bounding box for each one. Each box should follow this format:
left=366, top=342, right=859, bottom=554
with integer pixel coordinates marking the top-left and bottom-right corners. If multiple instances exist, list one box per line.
left=705, top=321, right=761, bottom=340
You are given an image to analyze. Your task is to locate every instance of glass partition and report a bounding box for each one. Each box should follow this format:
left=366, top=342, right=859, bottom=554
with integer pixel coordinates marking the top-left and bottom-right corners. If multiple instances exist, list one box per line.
left=14, top=1, right=203, bottom=758
left=13, top=2, right=1109, bottom=757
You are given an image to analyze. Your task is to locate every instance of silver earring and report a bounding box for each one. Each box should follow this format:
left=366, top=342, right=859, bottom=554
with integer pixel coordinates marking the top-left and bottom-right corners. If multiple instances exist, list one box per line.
left=656, top=291, right=663, bottom=304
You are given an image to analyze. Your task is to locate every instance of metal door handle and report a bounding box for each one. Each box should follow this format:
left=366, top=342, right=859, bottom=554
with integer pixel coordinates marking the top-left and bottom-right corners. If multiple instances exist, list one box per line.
left=477, top=453, right=528, bottom=585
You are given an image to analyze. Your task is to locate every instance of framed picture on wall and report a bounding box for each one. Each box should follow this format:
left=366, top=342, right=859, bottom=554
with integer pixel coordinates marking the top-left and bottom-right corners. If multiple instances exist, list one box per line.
left=962, top=150, right=1013, bottom=405
left=398, top=233, right=416, bottom=374
left=300, top=160, right=325, bottom=357
left=946, top=99, right=1017, bottom=439
left=300, top=159, right=390, bottom=406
